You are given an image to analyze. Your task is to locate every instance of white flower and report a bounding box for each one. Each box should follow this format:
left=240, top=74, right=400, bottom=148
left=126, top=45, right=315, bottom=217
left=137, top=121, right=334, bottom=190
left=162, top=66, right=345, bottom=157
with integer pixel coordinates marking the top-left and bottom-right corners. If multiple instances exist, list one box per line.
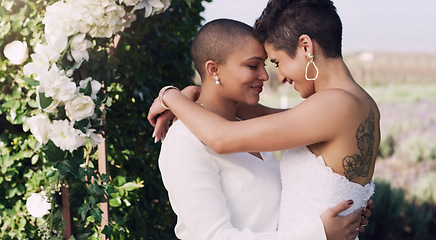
left=68, top=33, right=93, bottom=63
left=119, top=0, right=140, bottom=6
left=3, top=40, right=29, bottom=65
left=88, top=131, right=104, bottom=146
left=43, top=0, right=126, bottom=39
left=65, top=94, right=95, bottom=121
left=79, top=77, right=101, bottom=99
left=26, top=192, right=51, bottom=218
left=38, top=64, right=76, bottom=102
left=48, top=119, right=87, bottom=152
left=27, top=114, right=52, bottom=144
left=135, top=0, right=171, bottom=17
left=23, top=42, right=67, bottom=76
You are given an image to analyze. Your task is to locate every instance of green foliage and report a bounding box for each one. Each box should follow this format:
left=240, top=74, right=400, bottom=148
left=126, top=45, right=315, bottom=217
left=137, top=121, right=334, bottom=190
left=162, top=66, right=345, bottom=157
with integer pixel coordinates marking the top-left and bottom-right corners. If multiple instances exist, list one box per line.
left=1, top=0, right=44, bottom=228
left=1, top=0, right=208, bottom=239
left=104, top=1, right=208, bottom=238
left=360, top=180, right=436, bottom=240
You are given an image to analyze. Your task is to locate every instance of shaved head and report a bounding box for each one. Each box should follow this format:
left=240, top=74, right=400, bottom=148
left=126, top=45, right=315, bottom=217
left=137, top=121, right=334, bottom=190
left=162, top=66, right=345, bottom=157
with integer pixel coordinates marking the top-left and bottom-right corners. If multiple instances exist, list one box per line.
left=191, top=19, right=256, bottom=79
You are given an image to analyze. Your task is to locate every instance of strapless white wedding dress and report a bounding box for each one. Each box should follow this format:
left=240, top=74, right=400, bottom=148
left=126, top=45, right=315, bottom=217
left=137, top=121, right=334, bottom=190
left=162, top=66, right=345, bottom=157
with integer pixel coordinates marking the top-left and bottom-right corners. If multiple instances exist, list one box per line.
left=278, top=146, right=374, bottom=240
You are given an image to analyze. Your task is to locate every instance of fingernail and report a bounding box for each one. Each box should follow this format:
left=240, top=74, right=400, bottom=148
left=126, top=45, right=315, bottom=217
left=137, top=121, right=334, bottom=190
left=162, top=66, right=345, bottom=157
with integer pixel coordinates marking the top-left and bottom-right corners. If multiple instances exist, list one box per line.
left=154, top=137, right=158, bottom=143
left=152, top=130, right=155, bottom=138
left=347, top=199, right=354, bottom=205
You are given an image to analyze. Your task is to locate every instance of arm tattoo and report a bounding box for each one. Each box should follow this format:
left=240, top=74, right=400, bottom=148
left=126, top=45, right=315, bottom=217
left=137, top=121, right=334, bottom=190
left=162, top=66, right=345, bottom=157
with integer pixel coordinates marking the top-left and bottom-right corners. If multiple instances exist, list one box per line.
left=342, top=109, right=375, bottom=181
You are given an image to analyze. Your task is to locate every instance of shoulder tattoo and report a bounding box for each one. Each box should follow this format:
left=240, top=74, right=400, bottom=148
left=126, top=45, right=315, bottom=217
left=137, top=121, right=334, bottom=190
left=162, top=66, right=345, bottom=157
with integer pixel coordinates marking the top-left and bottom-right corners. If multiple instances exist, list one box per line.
left=342, top=109, right=375, bottom=181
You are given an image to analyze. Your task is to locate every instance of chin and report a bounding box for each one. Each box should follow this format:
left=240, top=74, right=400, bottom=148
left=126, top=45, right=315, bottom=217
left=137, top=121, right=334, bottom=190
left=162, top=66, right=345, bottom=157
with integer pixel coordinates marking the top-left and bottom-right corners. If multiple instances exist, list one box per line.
left=246, top=98, right=260, bottom=105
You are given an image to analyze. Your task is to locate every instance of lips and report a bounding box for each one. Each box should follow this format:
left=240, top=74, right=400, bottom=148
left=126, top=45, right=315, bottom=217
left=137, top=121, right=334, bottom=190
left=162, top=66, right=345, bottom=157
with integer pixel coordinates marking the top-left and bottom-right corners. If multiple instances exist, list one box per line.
left=252, top=85, right=263, bottom=93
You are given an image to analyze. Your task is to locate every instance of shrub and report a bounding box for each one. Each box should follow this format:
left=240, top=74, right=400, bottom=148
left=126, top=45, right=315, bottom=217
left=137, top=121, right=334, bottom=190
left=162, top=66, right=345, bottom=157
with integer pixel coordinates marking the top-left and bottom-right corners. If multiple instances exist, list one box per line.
left=360, top=180, right=436, bottom=240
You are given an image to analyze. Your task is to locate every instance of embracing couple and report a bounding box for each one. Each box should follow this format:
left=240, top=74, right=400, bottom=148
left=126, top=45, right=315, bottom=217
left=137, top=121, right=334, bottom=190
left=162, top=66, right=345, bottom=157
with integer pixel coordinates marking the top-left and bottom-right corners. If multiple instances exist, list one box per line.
left=148, top=0, right=380, bottom=239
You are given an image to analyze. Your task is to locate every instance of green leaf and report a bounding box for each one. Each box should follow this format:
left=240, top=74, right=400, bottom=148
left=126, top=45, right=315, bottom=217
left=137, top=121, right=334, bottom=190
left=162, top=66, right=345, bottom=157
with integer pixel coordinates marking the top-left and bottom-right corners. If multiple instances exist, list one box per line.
left=109, top=196, right=122, bottom=207
left=102, top=225, right=113, bottom=236
left=56, top=160, right=80, bottom=178
left=185, top=0, right=194, bottom=7
left=43, top=140, right=66, bottom=162
left=100, top=173, right=110, bottom=183
left=38, top=92, right=53, bottom=109
left=75, top=119, right=89, bottom=134
left=90, top=207, right=102, bottom=222
left=87, top=183, right=102, bottom=196
left=22, top=77, right=39, bottom=87
left=78, top=204, right=91, bottom=220
left=83, top=80, right=92, bottom=96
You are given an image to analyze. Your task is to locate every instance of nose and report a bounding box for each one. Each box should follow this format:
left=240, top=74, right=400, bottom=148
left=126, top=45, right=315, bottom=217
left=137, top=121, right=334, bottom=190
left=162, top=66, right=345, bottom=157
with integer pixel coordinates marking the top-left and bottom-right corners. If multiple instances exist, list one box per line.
left=259, top=66, right=269, bottom=81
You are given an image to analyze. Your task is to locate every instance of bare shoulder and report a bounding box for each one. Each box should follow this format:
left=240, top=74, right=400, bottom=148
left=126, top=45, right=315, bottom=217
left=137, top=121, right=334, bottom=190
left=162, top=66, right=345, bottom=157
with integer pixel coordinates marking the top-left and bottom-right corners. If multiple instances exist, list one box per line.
left=302, top=88, right=362, bottom=119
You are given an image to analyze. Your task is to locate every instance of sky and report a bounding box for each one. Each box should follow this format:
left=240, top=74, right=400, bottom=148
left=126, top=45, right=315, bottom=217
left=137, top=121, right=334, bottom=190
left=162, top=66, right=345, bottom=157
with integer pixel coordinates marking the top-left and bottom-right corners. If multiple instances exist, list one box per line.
left=201, top=0, right=436, bottom=53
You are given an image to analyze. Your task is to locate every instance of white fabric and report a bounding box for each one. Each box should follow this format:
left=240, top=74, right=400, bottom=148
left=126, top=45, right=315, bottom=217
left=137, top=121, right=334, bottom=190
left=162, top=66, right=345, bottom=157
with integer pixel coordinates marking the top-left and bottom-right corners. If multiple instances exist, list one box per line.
left=159, top=121, right=327, bottom=240
left=279, top=146, right=375, bottom=240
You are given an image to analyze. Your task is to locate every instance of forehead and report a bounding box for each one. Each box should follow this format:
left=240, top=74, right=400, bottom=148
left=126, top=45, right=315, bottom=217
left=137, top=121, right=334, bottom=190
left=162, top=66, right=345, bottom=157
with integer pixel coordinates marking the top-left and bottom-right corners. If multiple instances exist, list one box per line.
left=263, top=43, right=289, bottom=61
left=227, top=37, right=267, bottom=60
left=263, top=43, right=277, bottom=57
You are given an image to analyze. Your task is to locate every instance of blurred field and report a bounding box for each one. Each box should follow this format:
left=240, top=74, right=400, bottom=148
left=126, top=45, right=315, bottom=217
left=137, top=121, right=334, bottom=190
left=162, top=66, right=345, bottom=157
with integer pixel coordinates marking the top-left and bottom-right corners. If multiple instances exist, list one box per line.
left=260, top=52, right=436, bottom=203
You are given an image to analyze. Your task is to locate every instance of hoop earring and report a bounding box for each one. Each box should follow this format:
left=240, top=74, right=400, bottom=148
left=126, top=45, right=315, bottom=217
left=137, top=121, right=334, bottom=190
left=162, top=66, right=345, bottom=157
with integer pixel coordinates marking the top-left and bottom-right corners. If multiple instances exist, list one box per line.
left=215, top=75, right=220, bottom=85
left=305, top=53, right=319, bottom=81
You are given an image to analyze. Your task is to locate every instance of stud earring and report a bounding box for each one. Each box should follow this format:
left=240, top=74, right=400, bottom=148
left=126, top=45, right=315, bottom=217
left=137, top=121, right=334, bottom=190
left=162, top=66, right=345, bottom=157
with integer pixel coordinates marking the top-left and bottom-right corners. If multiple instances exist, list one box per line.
left=215, top=75, right=220, bottom=85
left=305, top=53, right=319, bottom=81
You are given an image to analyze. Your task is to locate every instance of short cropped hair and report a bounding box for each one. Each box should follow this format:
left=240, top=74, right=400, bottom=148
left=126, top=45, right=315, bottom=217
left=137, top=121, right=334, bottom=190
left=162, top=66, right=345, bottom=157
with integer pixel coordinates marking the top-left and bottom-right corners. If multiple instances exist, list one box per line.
left=254, top=0, right=343, bottom=58
left=191, top=19, right=255, bottom=79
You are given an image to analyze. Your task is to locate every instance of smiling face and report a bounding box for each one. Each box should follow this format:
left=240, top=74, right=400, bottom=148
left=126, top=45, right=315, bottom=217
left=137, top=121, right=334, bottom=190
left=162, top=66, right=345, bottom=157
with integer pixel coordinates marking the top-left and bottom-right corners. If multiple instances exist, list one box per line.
left=264, top=43, right=315, bottom=99
left=217, top=36, right=269, bottom=105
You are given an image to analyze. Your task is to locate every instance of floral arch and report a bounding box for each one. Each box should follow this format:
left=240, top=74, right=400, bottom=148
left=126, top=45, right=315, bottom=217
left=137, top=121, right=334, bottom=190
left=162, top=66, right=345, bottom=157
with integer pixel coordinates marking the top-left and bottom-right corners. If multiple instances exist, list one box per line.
left=0, top=0, right=205, bottom=239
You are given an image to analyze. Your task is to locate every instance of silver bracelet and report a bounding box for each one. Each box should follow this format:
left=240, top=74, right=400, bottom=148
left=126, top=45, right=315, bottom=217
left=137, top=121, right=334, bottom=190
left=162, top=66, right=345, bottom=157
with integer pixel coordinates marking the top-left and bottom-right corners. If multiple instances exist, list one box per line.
left=158, top=86, right=179, bottom=109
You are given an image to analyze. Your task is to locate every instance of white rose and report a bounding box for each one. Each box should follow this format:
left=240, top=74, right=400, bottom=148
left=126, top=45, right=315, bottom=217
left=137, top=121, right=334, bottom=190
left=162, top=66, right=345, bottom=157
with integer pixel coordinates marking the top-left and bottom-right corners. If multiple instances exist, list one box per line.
left=65, top=94, right=95, bottom=121
left=48, top=119, right=87, bottom=152
left=27, top=114, right=52, bottom=144
left=3, top=40, right=29, bottom=65
left=26, top=192, right=51, bottom=218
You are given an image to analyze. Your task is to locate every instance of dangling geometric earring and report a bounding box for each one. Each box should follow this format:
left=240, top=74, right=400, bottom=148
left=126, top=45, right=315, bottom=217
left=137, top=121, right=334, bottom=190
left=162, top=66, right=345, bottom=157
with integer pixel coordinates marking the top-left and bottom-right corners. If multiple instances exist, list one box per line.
left=215, top=75, right=220, bottom=85
left=305, top=53, right=319, bottom=81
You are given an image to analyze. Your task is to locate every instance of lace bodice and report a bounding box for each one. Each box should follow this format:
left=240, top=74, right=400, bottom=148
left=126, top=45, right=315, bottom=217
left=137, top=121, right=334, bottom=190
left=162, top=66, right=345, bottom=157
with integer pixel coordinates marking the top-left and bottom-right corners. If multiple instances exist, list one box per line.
left=278, top=147, right=374, bottom=239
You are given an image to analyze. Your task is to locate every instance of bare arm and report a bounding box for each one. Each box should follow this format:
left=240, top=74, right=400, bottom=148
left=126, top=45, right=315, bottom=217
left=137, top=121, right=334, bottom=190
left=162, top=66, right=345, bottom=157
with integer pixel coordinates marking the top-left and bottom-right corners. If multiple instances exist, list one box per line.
left=161, top=88, right=357, bottom=154
left=236, top=102, right=287, bottom=120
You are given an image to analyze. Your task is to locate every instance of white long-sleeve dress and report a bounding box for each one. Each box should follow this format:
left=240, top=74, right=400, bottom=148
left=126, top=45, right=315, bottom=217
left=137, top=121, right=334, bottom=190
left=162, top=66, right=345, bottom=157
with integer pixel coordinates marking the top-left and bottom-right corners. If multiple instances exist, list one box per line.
left=159, top=121, right=326, bottom=240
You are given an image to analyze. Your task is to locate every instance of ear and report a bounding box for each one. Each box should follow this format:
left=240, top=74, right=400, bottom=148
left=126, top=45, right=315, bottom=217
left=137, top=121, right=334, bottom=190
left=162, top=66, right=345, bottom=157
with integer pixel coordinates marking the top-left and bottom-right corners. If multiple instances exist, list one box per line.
left=205, top=60, right=219, bottom=79
left=298, top=34, right=314, bottom=56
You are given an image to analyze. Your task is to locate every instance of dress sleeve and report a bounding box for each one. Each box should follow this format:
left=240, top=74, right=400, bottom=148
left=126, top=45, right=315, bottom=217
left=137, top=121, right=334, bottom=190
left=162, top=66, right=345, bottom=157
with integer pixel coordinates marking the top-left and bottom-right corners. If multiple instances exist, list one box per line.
left=159, top=129, right=279, bottom=240
left=159, top=126, right=326, bottom=240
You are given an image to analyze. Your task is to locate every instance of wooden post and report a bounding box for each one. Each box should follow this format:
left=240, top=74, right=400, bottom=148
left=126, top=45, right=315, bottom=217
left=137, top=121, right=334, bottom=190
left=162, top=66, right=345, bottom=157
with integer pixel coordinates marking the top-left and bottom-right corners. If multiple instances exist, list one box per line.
left=61, top=185, right=72, bottom=239
left=98, top=133, right=109, bottom=240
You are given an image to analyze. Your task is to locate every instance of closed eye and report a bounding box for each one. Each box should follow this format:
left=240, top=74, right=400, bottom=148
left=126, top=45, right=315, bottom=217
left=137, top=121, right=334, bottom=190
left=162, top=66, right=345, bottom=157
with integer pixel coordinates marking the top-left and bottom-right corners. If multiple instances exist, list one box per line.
left=270, top=59, right=279, bottom=68
left=247, top=65, right=258, bottom=70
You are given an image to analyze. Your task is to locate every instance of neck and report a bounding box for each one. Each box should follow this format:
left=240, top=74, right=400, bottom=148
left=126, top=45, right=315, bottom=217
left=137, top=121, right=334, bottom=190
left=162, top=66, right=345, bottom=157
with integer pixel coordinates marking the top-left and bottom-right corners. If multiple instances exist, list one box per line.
left=196, top=86, right=238, bottom=121
left=314, top=57, right=355, bottom=92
